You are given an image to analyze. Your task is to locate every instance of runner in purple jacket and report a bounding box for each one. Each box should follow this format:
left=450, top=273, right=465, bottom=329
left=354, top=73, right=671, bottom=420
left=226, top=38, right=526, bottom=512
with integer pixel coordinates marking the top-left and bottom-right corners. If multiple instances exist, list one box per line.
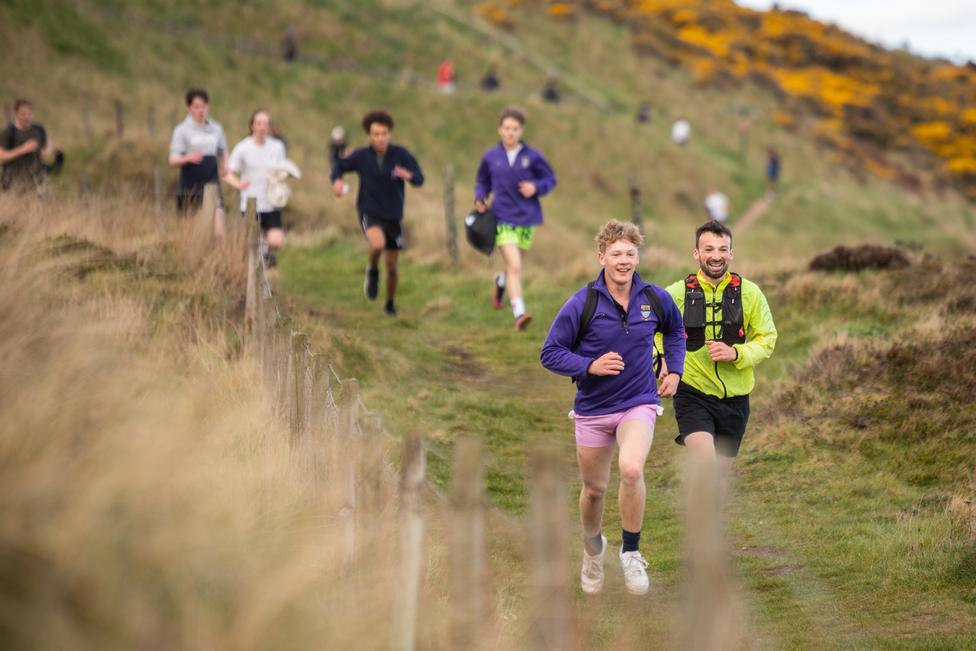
left=474, top=107, right=557, bottom=331
left=540, top=220, right=685, bottom=596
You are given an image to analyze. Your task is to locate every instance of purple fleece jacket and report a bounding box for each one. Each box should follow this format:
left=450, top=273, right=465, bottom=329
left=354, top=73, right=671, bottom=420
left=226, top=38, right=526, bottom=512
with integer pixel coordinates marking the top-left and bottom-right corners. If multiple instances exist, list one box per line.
left=540, top=271, right=686, bottom=416
left=474, top=142, right=556, bottom=227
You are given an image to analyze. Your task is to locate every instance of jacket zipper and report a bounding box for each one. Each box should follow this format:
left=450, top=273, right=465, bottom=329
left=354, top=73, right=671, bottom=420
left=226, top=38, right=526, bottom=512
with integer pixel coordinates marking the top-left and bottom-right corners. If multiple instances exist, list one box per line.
left=707, top=282, right=728, bottom=398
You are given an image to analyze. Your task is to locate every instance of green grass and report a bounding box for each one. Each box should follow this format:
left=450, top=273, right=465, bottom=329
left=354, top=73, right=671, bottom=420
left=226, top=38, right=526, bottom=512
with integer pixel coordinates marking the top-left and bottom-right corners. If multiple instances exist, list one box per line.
left=276, top=236, right=976, bottom=648
left=4, top=0, right=976, bottom=647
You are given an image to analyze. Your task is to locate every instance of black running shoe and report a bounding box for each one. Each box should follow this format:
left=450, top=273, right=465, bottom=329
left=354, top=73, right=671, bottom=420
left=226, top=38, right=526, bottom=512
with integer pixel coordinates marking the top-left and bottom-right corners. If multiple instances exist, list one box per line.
left=364, top=267, right=379, bottom=300
left=384, top=300, right=397, bottom=317
left=264, top=251, right=278, bottom=269
left=492, top=273, right=505, bottom=310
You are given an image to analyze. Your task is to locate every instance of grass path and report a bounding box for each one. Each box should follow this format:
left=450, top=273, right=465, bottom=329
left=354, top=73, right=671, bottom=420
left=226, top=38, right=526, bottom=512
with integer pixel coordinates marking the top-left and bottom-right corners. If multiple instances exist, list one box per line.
left=276, top=233, right=976, bottom=649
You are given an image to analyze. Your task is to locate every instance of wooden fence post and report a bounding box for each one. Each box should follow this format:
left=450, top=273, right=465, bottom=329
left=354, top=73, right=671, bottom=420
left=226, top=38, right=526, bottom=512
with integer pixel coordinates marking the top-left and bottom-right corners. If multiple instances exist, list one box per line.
left=244, top=197, right=259, bottom=344
left=289, top=331, right=309, bottom=439
left=450, top=437, right=486, bottom=650
left=682, top=457, right=739, bottom=650
left=82, top=97, right=93, bottom=141
left=114, top=99, right=124, bottom=138
left=393, top=432, right=425, bottom=651
left=153, top=165, right=164, bottom=215
left=444, top=164, right=458, bottom=264
left=147, top=104, right=156, bottom=137
left=629, top=174, right=644, bottom=235
left=337, top=379, right=360, bottom=569
left=529, top=446, right=570, bottom=651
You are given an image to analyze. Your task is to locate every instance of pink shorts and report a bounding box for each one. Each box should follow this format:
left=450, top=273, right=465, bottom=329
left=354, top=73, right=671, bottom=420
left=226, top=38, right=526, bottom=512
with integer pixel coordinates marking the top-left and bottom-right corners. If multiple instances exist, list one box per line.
left=574, top=404, right=659, bottom=448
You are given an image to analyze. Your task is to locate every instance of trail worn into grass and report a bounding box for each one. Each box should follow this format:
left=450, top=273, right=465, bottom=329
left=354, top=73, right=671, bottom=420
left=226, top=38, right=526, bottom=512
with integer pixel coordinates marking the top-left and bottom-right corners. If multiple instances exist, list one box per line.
left=278, top=235, right=976, bottom=649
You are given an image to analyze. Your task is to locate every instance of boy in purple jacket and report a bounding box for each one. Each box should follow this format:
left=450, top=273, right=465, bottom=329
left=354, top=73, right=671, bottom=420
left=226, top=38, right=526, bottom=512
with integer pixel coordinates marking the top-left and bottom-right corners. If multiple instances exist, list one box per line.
left=474, top=107, right=557, bottom=331
left=541, top=220, right=685, bottom=596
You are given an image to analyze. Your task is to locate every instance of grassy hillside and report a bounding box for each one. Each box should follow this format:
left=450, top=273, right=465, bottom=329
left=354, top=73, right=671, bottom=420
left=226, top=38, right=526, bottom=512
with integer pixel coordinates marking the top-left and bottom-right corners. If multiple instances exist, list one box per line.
left=1, top=1, right=975, bottom=648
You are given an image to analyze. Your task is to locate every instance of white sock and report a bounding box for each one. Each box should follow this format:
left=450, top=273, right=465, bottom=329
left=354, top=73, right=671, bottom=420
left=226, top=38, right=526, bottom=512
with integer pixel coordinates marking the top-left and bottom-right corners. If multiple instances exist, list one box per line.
left=511, top=297, right=526, bottom=319
left=495, top=272, right=506, bottom=288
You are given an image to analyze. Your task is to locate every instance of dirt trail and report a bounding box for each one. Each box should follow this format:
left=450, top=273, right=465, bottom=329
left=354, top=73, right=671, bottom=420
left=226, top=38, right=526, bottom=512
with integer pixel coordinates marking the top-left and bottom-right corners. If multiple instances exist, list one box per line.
left=733, top=192, right=774, bottom=237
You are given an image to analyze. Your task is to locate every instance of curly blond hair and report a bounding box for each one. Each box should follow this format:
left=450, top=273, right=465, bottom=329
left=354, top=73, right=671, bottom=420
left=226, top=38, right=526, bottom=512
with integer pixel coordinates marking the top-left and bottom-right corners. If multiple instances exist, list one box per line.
left=595, top=219, right=643, bottom=252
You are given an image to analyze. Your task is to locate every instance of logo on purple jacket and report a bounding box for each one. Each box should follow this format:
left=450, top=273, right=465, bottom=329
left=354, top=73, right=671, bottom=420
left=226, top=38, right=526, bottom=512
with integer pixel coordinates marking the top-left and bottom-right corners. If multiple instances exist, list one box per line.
left=640, top=304, right=651, bottom=320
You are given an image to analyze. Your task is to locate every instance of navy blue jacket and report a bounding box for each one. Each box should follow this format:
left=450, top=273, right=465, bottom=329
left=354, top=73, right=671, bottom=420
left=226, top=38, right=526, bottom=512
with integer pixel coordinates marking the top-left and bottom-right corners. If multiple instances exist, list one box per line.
left=330, top=144, right=424, bottom=221
left=540, top=271, right=686, bottom=416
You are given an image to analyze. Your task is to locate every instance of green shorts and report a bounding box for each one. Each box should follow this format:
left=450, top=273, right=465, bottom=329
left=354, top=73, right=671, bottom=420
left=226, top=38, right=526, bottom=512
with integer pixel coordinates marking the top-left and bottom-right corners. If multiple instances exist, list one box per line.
left=496, top=224, right=535, bottom=250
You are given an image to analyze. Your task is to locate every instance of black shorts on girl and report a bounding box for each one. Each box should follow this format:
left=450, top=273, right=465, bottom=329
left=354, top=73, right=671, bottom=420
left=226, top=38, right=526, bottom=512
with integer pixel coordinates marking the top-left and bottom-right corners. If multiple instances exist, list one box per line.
left=360, top=213, right=404, bottom=251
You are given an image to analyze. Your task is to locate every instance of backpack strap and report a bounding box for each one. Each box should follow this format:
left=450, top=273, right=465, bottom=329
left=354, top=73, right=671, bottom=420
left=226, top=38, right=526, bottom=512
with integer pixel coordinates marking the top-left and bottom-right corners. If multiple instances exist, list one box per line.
left=571, top=282, right=599, bottom=353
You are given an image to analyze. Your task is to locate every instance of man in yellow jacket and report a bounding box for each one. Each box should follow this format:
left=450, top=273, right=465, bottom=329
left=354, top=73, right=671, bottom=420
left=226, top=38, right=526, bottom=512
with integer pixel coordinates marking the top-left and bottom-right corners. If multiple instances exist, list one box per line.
left=658, top=220, right=777, bottom=470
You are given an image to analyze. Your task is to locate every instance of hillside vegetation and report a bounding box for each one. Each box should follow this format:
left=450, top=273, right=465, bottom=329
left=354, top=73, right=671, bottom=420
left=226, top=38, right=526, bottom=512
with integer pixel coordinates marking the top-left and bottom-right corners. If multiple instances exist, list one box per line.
left=1, top=1, right=975, bottom=649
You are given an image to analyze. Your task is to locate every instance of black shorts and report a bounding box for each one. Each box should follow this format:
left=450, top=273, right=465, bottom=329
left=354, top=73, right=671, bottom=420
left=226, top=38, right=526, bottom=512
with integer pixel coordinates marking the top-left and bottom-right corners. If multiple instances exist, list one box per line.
left=177, top=181, right=224, bottom=214
left=673, top=382, right=750, bottom=457
left=360, top=213, right=404, bottom=251
left=258, top=210, right=283, bottom=232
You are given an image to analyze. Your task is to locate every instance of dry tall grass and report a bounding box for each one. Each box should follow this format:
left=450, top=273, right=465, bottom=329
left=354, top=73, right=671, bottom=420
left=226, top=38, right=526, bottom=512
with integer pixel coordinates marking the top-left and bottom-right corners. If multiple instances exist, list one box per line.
left=0, top=194, right=434, bottom=650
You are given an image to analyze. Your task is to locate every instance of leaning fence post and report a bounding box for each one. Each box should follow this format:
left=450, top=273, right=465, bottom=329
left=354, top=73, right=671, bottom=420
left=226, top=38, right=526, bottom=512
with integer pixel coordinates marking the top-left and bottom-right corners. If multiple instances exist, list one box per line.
left=444, top=164, right=458, bottom=264
left=114, top=99, right=124, bottom=138
left=393, top=432, right=426, bottom=651
left=629, top=174, right=644, bottom=235
left=450, top=437, right=486, bottom=650
left=529, top=446, right=570, bottom=650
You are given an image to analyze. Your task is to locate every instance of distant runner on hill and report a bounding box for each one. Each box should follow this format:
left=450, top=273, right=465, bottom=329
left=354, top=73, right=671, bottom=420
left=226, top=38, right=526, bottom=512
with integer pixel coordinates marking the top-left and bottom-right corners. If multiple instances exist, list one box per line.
left=331, top=110, right=424, bottom=317
left=541, top=220, right=685, bottom=596
left=658, top=220, right=777, bottom=478
left=766, top=147, right=780, bottom=197
left=704, top=191, right=729, bottom=223
left=0, top=98, right=61, bottom=196
left=223, top=109, right=288, bottom=268
left=474, top=107, right=557, bottom=331
left=168, top=87, right=229, bottom=237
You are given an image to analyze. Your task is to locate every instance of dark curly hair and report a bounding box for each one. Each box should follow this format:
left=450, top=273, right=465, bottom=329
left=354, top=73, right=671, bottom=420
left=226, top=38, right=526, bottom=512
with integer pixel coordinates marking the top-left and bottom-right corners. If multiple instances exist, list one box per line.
left=361, top=110, right=394, bottom=133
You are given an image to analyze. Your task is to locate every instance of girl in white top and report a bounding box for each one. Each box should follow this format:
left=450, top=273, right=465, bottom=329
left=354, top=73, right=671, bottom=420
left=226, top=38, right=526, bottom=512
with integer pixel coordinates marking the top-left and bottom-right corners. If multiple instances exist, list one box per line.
left=224, top=109, right=288, bottom=262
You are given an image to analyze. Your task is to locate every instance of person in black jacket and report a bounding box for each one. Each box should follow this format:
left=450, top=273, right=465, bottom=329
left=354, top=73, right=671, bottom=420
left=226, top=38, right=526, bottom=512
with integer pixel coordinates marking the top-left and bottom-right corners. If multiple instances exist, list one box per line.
left=331, top=110, right=424, bottom=317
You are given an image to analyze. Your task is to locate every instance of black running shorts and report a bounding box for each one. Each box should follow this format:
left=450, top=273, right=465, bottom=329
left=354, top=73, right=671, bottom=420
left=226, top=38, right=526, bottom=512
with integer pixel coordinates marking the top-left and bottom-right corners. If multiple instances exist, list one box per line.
left=258, top=210, right=283, bottom=232
left=360, top=213, right=404, bottom=251
left=673, top=381, right=750, bottom=457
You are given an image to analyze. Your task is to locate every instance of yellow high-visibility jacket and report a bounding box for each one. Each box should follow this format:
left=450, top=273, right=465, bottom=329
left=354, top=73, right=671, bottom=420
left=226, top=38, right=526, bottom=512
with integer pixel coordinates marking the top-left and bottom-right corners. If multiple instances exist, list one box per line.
left=658, top=270, right=777, bottom=398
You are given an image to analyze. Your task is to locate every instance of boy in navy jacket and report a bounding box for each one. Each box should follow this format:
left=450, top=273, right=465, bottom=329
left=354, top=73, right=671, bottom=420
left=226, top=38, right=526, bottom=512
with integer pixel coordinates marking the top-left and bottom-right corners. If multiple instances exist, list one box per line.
left=541, top=220, right=685, bottom=596
left=474, top=107, right=556, bottom=331
left=332, top=110, right=424, bottom=317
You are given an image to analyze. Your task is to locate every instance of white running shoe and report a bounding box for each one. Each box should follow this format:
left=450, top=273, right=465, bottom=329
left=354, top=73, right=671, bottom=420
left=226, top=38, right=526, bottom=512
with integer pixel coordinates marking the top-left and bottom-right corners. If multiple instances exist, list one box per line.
left=619, top=548, right=650, bottom=595
left=580, top=535, right=607, bottom=595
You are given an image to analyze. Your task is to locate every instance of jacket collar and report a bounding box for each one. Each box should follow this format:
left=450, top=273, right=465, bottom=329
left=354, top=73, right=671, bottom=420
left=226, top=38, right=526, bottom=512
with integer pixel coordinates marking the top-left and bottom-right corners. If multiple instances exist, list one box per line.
left=593, top=269, right=649, bottom=301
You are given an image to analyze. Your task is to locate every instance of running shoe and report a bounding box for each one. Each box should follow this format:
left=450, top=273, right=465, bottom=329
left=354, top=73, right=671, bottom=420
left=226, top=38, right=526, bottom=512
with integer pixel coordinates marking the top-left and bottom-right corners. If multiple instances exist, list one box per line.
left=364, top=267, right=379, bottom=300
left=492, top=272, right=505, bottom=309
left=580, top=535, right=607, bottom=595
left=619, top=548, right=650, bottom=595
left=514, top=314, right=532, bottom=331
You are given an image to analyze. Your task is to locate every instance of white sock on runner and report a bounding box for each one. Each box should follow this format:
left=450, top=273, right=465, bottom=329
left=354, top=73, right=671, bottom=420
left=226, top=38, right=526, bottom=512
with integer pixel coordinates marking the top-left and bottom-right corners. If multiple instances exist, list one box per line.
left=495, top=272, right=506, bottom=288
left=511, top=297, right=526, bottom=319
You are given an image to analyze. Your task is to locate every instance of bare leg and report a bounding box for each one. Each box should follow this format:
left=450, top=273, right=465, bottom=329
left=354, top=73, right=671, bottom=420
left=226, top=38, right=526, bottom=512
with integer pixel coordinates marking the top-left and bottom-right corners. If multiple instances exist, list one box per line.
left=265, top=227, right=284, bottom=251
left=384, top=249, right=399, bottom=302
left=364, top=226, right=385, bottom=270
left=497, top=243, right=523, bottom=304
left=616, top=419, right=654, bottom=533
left=577, top=444, right=615, bottom=542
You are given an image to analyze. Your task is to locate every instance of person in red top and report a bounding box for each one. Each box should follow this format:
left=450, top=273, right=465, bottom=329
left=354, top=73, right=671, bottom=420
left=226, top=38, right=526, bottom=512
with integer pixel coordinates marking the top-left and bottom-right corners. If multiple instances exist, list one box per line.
left=437, top=59, right=455, bottom=94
